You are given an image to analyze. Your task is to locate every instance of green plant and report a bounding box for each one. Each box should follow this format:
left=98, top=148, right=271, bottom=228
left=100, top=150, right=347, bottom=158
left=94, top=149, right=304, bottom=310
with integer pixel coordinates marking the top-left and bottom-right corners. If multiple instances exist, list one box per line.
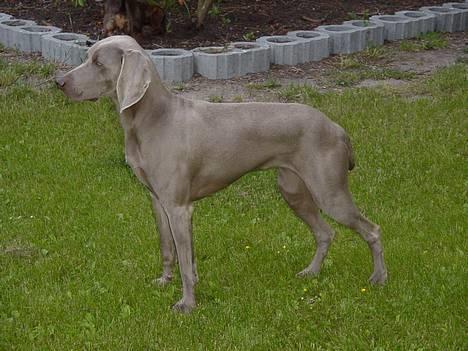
left=399, top=32, right=448, bottom=52
left=243, top=32, right=256, bottom=41
left=71, top=0, right=86, bottom=6
left=208, top=95, right=223, bottom=103
left=338, top=56, right=363, bottom=69
left=208, top=3, right=220, bottom=17
left=247, top=78, right=281, bottom=90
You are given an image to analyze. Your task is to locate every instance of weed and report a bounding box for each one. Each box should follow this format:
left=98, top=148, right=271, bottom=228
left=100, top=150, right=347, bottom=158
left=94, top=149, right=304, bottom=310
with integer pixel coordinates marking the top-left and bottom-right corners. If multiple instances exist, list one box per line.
left=243, top=32, right=256, bottom=41
left=208, top=95, right=223, bottom=103
left=247, top=78, right=281, bottom=90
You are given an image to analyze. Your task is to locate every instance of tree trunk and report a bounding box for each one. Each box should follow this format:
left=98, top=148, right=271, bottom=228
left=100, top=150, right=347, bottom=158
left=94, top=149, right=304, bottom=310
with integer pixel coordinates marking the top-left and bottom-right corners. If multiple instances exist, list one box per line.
left=196, top=0, right=214, bottom=29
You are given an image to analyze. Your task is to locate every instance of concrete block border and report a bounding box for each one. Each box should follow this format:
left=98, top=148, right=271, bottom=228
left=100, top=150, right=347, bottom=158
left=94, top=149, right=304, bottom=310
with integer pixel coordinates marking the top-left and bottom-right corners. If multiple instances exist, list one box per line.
left=420, top=6, right=464, bottom=32
left=192, top=46, right=243, bottom=80
left=0, top=13, right=13, bottom=21
left=316, top=25, right=363, bottom=54
left=256, top=35, right=307, bottom=65
left=0, top=0, right=466, bottom=81
left=229, top=42, right=270, bottom=74
left=342, top=20, right=385, bottom=48
left=15, top=25, right=62, bottom=53
left=442, top=3, right=468, bottom=30
left=369, top=15, right=414, bottom=41
left=0, top=19, right=36, bottom=48
left=394, top=11, right=436, bottom=35
left=148, top=48, right=193, bottom=82
left=286, top=30, right=330, bottom=62
left=41, top=32, right=90, bottom=66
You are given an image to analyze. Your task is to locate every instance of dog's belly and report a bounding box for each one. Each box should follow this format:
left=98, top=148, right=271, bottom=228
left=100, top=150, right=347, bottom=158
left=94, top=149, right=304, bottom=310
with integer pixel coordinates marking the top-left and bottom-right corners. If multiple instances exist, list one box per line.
left=189, top=140, right=295, bottom=201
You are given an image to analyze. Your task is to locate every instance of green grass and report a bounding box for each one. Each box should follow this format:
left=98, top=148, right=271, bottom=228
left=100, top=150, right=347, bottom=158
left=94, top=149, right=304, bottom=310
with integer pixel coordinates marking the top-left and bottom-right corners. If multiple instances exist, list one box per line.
left=247, top=78, right=282, bottom=90
left=329, top=67, right=416, bottom=87
left=399, top=32, right=448, bottom=52
left=1, top=56, right=467, bottom=350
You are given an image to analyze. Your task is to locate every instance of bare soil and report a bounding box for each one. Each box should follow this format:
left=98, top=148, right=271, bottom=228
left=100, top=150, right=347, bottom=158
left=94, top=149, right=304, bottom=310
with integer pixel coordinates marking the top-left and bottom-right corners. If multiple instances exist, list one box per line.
left=1, top=0, right=449, bottom=49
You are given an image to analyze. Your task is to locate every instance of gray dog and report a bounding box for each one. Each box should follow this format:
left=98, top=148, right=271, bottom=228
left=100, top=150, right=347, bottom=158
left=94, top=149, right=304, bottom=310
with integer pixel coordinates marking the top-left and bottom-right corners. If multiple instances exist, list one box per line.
left=55, top=36, right=387, bottom=313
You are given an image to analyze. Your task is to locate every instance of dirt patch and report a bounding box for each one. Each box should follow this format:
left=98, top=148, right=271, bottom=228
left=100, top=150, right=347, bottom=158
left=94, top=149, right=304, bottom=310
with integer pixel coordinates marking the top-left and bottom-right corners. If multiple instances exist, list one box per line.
left=1, top=0, right=449, bottom=50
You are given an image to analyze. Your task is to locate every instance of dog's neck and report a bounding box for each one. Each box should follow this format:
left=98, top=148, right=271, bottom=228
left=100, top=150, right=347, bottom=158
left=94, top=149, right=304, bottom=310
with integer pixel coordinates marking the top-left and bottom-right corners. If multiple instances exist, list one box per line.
left=117, top=73, right=174, bottom=123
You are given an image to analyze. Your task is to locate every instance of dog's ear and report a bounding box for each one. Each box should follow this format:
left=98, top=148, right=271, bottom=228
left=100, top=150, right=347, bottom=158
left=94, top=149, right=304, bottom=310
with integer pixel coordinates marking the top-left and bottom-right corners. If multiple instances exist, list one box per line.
left=116, top=49, right=151, bottom=114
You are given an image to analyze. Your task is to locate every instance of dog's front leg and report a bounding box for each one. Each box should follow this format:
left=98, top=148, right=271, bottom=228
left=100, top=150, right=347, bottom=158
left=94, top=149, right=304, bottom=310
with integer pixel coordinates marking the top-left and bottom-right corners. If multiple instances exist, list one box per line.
left=151, top=195, right=176, bottom=286
left=165, top=203, right=197, bottom=313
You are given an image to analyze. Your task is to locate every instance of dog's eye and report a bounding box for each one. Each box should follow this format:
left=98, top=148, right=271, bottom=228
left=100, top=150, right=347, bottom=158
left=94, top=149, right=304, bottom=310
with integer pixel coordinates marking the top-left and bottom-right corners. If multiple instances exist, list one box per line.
left=95, top=61, right=103, bottom=67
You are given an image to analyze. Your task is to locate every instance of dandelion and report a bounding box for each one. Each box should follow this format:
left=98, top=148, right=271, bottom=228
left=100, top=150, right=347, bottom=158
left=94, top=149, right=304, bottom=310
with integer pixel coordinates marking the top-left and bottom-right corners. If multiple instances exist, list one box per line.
left=245, top=245, right=251, bottom=249
left=361, top=288, right=366, bottom=292
left=303, top=288, right=308, bottom=292
left=282, top=245, right=286, bottom=249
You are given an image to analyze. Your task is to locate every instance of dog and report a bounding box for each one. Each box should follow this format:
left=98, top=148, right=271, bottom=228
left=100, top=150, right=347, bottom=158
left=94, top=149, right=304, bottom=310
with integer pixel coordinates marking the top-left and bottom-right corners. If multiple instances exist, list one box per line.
left=102, top=0, right=166, bottom=39
left=55, top=36, right=387, bottom=313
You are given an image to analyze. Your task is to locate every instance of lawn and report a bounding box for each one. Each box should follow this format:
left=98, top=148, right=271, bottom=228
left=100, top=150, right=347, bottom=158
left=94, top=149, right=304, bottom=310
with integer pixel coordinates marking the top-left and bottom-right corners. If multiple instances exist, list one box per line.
left=0, top=52, right=466, bottom=350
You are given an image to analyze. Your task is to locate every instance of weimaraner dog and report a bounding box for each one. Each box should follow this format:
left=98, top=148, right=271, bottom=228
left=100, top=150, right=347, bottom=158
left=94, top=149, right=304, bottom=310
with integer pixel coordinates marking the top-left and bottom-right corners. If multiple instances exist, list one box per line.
left=55, top=35, right=387, bottom=312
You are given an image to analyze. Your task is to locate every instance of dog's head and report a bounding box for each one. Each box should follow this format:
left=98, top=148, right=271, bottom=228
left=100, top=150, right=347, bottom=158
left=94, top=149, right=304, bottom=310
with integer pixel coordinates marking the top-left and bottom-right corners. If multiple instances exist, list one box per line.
left=55, top=35, right=152, bottom=113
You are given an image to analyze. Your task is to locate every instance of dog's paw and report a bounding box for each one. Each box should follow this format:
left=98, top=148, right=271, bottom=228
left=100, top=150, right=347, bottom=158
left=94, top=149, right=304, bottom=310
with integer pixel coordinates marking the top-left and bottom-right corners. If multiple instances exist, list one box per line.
left=172, top=299, right=196, bottom=314
left=296, top=267, right=320, bottom=278
left=368, top=269, right=388, bottom=285
left=152, top=275, right=172, bottom=287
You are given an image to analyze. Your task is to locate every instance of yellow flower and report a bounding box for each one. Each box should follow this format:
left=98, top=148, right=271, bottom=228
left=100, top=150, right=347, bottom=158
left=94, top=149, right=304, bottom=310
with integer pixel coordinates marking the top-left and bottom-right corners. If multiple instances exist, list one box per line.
left=303, top=288, right=308, bottom=292
left=361, top=288, right=366, bottom=292
left=245, top=245, right=250, bottom=249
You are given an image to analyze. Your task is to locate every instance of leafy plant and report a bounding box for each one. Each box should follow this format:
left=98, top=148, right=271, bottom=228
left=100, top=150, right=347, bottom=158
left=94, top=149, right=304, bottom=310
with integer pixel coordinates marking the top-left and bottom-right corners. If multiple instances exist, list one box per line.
left=71, top=0, right=86, bottom=6
left=243, top=32, right=256, bottom=41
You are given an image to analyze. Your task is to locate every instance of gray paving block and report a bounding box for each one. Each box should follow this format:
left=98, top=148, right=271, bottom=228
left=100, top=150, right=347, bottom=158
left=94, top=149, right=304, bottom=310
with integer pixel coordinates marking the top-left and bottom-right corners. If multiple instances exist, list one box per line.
left=228, top=42, right=270, bottom=74
left=286, top=31, right=330, bottom=61
left=192, top=46, right=243, bottom=79
left=443, top=3, right=468, bottom=30
left=369, top=15, right=413, bottom=40
left=315, top=25, right=363, bottom=54
left=420, top=6, right=464, bottom=32
left=342, top=20, right=385, bottom=47
left=395, top=11, right=436, bottom=35
left=148, top=48, right=193, bottom=82
left=256, top=35, right=308, bottom=65
left=41, top=32, right=90, bottom=66
left=14, top=25, right=61, bottom=53
left=0, top=19, right=36, bottom=48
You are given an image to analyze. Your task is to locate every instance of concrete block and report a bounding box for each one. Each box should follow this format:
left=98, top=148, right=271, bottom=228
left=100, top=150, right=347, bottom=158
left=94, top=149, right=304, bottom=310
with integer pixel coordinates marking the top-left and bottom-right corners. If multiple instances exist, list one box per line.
left=315, top=25, right=363, bottom=54
left=0, top=13, right=13, bottom=21
left=229, top=41, right=270, bottom=74
left=148, top=48, right=193, bottom=82
left=192, top=46, right=243, bottom=79
left=369, top=15, right=413, bottom=40
left=286, top=30, right=330, bottom=61
left=420, top=6, right=464, bottom=32
left=443, top=3, right=468, bottom=30
left=41, top=32, right=90, bottom=66
left=256, top=35, right=307, bottom=65
left=342, top=20, right=385, bottom=47
left=14, top=25, right=61, bottom=53
left=395, top=11, right=436, bottom=35
left=0, top=19, right=36, bottom=48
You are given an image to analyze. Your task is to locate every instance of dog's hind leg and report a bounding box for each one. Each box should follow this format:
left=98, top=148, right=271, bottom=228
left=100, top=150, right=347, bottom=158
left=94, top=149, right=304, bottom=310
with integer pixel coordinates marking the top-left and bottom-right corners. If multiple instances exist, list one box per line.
left=277, top=168, right=335, bottom=277
left=300, top=147, right=387, bottom=285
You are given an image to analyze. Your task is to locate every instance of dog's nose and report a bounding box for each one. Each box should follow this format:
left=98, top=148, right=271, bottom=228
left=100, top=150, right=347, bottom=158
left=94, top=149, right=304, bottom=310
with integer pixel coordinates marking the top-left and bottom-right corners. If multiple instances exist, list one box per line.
left=55, top=75, right=66, bottom=88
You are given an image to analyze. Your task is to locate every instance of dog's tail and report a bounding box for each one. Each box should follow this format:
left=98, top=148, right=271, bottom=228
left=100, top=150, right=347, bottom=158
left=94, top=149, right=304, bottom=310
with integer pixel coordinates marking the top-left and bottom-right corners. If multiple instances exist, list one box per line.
left=343, top=133, right=355, bottom=171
